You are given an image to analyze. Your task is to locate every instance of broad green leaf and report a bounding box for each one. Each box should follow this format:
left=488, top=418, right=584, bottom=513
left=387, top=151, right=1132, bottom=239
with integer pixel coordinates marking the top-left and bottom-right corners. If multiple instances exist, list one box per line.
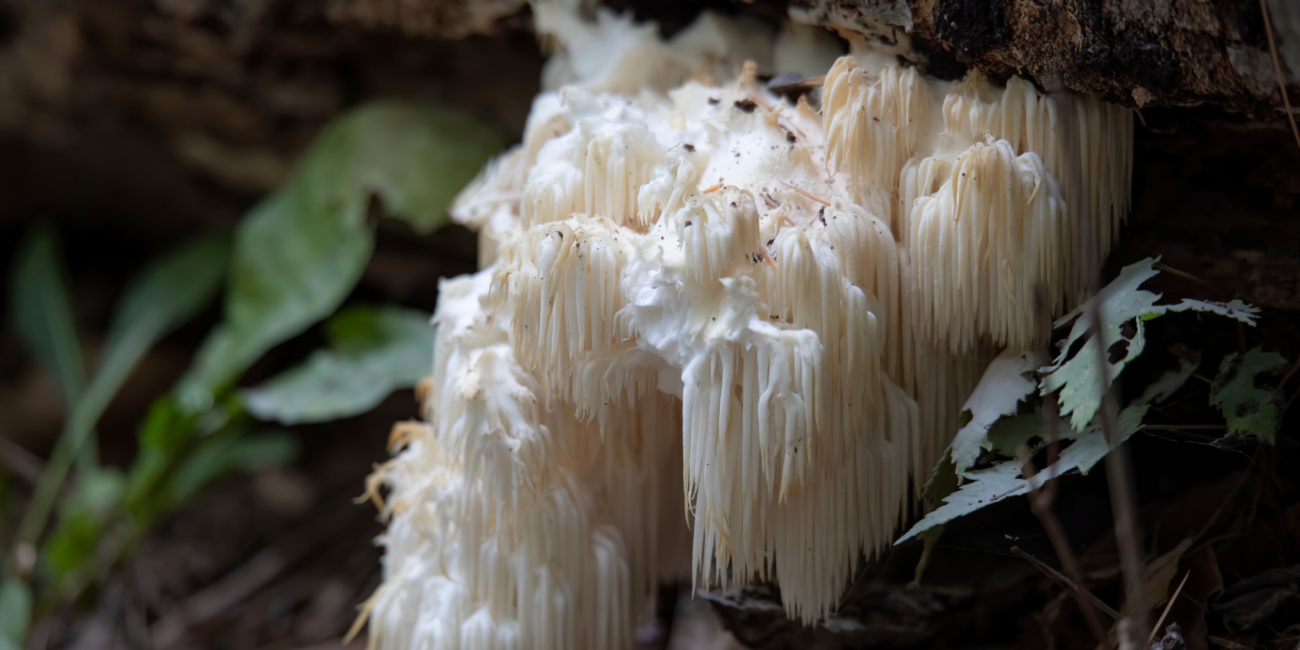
left=242, top=306, right=433, bottom=425
left=9, top=223, right=86, bottom=407
left=164, top=430, right=299, bottom=506
left=0, top=578, right=31, bottom=649
left=948, top=349, right=1041, bottom=476
left=1210, top=348, right=1287, bottom=444
left=180, top=102, right=501, bottom=407
left=899, top=405, right=1148, bottom=544
left=1039, top=258, right=1257, bottom=431
left=16, top=234, right=229, bottom=546
left=44, top=511, right=100, bottom=577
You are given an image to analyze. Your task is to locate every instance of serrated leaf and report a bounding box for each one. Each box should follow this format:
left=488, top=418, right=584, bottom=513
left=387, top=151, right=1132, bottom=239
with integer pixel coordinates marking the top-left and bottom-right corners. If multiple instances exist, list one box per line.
left=948, top=348, right=1041, bottom=475
left=899, top=405, right=1148, bottom=544
left=9, top=223, right=86, bottom=407
left=1210, top=348, right=1287, bottom=444
left=242, top=306, right=432, bottom=425
left=0, top=578, right=31, bottom=648
left=1039, top=258, right=1258, bottom=431
left=180, top=102, right=501, bottom=407
left=985, top=409, right=1072, bottom=458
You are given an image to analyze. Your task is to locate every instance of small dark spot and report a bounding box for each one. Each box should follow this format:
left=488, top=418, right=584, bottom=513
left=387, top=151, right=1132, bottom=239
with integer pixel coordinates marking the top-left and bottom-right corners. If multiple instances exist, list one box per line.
left=730, top=202, right=738, bottom=207
left=708, top=97, right=720, bottom=105
left=767, top=238, right=775, bottom=246
left=685, top=221, right=693, bottom=227
left=734, top=99, right=757, bottom=113
left=683, top=143, right=696, bottom=152
left=786, top=131, right=797, bottom=143
left=872, top=117, right=879, bottom=122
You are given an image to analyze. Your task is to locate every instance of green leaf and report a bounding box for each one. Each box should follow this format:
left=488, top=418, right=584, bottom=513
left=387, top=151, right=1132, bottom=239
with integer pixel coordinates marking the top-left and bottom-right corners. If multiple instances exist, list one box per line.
left=0, top=578, right=31, bottom=649
left=164, top=431, right=299, bottom=507
left=43, top=511, right=101, bottom=577
left=242, top=306, right=433, bottom=424
left=898, top=405, right=1148, bottom=544
left=1210, top=348, right=1287, bottom=444
left=9, top=223, right=86, bottom=408
left=1039, top=258, right=1257, bottom=431
left=180, top=103, right=501, bottom=408
left=948, top=349, right=1042, bottom=476
left=985, top=409, right=1071, bottom=458
left=16, top=234, right=228, bottom=546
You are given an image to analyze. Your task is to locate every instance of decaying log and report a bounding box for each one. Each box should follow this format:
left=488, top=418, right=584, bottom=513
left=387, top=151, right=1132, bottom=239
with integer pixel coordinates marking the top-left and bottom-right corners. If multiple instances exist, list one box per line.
left=793, top=0, right=1299, bottom=118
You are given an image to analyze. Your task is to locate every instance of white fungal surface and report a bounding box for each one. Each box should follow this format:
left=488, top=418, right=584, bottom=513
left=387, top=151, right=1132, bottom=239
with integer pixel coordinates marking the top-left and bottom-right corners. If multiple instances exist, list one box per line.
left=364, top=7, right=1133, bottom=650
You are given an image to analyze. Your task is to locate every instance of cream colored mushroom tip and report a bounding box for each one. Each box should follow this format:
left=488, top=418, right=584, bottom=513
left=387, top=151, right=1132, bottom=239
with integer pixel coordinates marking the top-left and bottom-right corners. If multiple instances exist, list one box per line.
left=359, top=4, right=1134, bottom=649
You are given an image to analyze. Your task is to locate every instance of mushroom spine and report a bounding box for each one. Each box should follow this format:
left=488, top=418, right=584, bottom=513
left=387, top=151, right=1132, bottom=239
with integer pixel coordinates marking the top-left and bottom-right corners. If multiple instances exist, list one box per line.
left=362, top=11, right=1133, bottom=649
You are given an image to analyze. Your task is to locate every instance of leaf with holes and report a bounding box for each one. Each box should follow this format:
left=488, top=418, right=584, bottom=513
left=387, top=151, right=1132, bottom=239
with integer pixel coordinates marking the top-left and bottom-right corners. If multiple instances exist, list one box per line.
left=948, top=348, right=1042, bottom=476
left=899, top=405, right=1148, bottom=544
left=1039, top=258, right=1257, bottom=431
left=1210, top=348, right=1287, bottom=444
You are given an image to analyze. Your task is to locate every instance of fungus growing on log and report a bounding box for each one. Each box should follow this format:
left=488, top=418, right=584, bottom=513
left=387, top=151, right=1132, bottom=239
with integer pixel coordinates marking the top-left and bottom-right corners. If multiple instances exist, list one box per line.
left=360, top=9, right=1133, bottom=649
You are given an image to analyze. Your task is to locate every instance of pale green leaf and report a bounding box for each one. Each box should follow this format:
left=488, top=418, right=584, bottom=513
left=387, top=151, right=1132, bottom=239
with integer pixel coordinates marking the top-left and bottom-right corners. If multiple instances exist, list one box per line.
left=985, top=409, right=1072, bottom=458
left=180, top=102, right=501, bottom=406
left=0, top=578, right=31, bottom=648
left=1039, top=258, right=1258, bottom=431
left=242, top=306, right=432, bottom=425
left=1136, top=356, right=1200, bottom=406
left=9, top=223, right=85, bottom=407
left=1210, top=348, right=1287, bottom=444
left=166, top=430, right=299, bottom=506
left=948, top=348, right=1041, bottom=476
left=899, top=405, right=1147, bottom=544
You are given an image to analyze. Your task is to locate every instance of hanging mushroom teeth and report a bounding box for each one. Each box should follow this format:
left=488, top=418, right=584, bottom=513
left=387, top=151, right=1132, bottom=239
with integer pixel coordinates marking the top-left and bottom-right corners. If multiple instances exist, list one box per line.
left=363, top=11, right=1134, bottom=647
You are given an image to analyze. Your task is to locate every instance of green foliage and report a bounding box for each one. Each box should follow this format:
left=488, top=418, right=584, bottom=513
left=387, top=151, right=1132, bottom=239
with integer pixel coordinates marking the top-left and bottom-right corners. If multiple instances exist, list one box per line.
left=1039, top=258, right=1257, bottom=431
left=181, top=103, right=502, bottom=404
left=17, top=233, right=230, bottom=548
left=1210, top=348, right=1288, bottom=444
left=910, top=261, right=1264, bottom=545
left=1, top=101, right=499, bottom=643
left=900, top=405, right=1148, bottom=544
left=243, top=306, right=434, bottom=425
left=0, top=579, right=31, bottom=650
left=948, top=349, right=1041, bottom=476
left=9, top=223, right=86, bottom=407
left=164, top=430, right=299, bottom=506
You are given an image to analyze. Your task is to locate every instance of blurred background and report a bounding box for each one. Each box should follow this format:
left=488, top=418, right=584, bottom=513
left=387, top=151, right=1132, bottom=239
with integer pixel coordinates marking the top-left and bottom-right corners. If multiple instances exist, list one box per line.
left=1, top=0, right=1299, bottom=649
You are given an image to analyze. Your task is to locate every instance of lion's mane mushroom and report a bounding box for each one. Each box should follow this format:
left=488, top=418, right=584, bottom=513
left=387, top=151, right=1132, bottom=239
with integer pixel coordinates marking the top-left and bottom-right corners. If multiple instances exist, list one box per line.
left=360, top=8, right=1132, bottom=649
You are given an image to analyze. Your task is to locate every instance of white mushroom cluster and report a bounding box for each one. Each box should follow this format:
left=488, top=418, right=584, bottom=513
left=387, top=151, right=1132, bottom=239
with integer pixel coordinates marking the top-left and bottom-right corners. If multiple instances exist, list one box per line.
left=361, top=9, right=1133, bottom=650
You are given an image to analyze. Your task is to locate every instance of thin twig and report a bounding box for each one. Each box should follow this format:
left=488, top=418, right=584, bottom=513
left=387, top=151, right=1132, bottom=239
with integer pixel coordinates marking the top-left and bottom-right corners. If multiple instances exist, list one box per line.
left=1019, top=287, right=1108, bottom=644
left=1087, top=297, right=1149, bottom=641
left=1140, top=424, right=1228, bottom=431
left=1260, top=0, right=1300, bottom=150
left=1146, top=570, right=1192, bottom=647
left=1010, top=547, right=1122, bottom=620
